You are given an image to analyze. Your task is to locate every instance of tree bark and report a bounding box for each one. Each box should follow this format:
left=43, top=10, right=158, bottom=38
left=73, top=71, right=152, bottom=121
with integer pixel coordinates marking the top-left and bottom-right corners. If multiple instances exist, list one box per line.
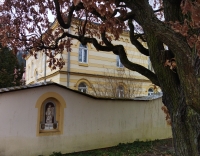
left=147, top=27, right=200, bottom=156
left=163, top=93, right=200, bottom=156
left=122, top=1, right=200, bottom=155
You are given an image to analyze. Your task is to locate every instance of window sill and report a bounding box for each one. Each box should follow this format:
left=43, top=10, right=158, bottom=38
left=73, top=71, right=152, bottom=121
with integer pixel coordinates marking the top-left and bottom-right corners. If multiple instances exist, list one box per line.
left=79, top=63, right=88, bottom=67
left=38, top=130, right=61, bottom=136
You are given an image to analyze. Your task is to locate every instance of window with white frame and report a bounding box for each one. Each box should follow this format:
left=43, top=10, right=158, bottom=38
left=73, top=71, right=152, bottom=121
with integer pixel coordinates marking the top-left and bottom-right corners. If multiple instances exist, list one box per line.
left=117, top=55, right=124, bottom=68
left=78, top=82, right=87, bottom=93
left=148, top=88, right=154, bottom=96
left=116, top=85, right=124, bottom=98
left=79, top=44, right=88, bottom=63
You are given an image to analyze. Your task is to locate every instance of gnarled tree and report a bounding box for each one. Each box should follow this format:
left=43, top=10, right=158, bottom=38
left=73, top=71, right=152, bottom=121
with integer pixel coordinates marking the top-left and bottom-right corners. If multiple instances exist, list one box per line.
left=1, top=0, right=200, bottom=155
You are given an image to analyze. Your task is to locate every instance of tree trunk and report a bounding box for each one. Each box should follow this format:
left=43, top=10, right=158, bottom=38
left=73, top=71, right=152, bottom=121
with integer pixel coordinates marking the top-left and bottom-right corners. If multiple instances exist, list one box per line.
left=145, top=27, right=200, bottom=156
left=123, top=1, right=200, bottom=155
left=163, top=93, right=200, bottom=156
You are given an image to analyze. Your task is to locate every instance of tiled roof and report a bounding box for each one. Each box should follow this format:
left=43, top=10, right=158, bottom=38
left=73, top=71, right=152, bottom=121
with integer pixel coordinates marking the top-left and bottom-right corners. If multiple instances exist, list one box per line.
left=133, top=93, right=163, bottom=100
left=0, top=81, right=53, bottom=93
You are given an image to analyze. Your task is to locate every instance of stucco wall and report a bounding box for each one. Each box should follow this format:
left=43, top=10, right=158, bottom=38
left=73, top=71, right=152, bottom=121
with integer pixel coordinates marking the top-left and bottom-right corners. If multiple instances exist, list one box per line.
left=0, top=85, right=171, bottom=156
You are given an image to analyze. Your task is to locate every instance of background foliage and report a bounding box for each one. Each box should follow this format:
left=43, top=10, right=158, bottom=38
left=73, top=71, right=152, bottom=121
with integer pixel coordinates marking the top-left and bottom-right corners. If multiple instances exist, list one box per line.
left=0, top=44, right=24, bottom=88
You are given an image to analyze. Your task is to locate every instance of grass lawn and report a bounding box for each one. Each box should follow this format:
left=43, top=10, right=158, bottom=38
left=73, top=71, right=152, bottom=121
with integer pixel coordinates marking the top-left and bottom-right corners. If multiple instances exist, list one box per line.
left=49, top=139, right=174, bottom=156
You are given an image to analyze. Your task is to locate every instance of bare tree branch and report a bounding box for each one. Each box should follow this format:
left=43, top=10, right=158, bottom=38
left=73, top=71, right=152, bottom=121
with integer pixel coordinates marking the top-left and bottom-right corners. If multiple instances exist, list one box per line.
left=128, top=19, right=149, bottom=56
left=153, top=8, right=164, bottom=13
left=77, top=34, right=159, bottom=86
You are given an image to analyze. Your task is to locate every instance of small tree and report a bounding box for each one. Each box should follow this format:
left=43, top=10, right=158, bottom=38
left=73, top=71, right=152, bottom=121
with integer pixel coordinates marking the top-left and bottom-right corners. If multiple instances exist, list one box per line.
left=90, top=68, right=142, bottom=98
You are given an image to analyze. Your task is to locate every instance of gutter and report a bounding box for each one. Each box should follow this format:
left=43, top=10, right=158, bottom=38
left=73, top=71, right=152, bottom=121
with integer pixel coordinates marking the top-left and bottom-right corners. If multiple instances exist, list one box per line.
left=67, top=27, right=71, bottom=87
left=44, top=53, right=47, bottom=83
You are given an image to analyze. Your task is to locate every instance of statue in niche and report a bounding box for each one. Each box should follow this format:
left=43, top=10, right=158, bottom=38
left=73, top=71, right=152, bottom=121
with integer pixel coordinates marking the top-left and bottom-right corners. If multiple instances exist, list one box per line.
left=45, top=105, right=54, bottom=123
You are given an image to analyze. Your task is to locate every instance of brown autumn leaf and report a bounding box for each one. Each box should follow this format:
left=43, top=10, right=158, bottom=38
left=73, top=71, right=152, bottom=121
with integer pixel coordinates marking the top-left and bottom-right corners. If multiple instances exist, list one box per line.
left=161, top=106, right=171, bottom=126
left=73, top=0, right=81, bottom=6
left=164, top=60, right=171, bottom=67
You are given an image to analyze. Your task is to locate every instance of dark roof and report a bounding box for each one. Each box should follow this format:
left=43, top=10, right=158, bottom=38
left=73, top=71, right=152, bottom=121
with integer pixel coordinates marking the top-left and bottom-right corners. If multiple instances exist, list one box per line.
left=0, top=81, right=54, bottom=93
left=0, top=82, right=162, bottom=101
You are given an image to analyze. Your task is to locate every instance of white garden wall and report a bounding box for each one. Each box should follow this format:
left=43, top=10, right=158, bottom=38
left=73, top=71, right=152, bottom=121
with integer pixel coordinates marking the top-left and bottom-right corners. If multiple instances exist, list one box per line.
left=0, top=84, right=171, bottom=156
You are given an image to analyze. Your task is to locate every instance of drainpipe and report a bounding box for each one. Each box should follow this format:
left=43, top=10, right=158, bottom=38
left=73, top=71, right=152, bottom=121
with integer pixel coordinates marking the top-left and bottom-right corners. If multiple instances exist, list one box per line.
left=67, top=27, right=71, bottom=87
left=44, top=52, right=47, bottom=83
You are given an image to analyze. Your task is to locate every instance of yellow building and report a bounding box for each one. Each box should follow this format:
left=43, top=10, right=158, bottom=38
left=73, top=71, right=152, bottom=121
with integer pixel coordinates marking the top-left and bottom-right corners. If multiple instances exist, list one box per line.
left=26, top=21, right=154, bottom=98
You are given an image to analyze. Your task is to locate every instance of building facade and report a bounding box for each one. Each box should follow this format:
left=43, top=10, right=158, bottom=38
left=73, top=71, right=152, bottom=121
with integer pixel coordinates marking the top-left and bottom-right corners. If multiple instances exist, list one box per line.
left=26, top=21, right=155, bottom=97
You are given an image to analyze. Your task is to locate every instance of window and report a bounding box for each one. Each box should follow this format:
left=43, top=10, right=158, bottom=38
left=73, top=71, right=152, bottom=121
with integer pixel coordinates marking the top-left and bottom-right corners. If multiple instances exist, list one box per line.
left=40, top=100, right=58, bottom=130
left=78, top=82, right=87, bottom=93
left=116, top=85, right=124, bottom=98
left=117, top=55, right=124, bottom=68
left=148, top=88, right=154, bottom=96
left=79, top=44, right=88, bottom=63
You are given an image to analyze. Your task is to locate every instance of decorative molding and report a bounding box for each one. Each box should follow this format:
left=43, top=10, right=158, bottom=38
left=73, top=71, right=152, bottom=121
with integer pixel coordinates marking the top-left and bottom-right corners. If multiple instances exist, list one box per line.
left=74, top=78, right=93, bottom=89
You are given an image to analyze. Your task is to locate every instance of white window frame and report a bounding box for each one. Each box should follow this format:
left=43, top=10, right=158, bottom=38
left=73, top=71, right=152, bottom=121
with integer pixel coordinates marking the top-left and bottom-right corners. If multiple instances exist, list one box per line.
left=78, top=82, right=87, bottom=93
left=79, top=44, right=88, bottom=63
left=117, top=55, right=124, bottom=68
left=148, top=88, right=154, bottom=96
left=116, top=85, right=124, bottom=98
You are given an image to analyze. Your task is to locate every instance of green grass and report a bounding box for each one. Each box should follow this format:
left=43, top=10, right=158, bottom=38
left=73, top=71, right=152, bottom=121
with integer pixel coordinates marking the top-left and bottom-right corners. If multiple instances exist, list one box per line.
left=47, top=139, right=174, bottom=156
left=65, top=141, right=152, bottom=156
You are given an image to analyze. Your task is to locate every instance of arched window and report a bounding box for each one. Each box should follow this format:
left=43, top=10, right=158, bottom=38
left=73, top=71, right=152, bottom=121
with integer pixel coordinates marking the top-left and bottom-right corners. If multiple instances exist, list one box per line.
left=79, top=44, right=88, bottom=63
left=40, top=100, right=58, bottom=130
left=78, top=82, right=87, bottom=93
left=116, top=85, right=124, bottom=98
left=148, top=88, right=154, bottom=96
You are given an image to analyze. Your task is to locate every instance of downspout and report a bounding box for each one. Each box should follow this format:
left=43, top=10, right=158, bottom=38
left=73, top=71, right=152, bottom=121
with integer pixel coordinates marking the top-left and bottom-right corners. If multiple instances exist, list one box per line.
left=44, top=52, right=47, bottom=83
left=67, top=27, right=71, bottom=87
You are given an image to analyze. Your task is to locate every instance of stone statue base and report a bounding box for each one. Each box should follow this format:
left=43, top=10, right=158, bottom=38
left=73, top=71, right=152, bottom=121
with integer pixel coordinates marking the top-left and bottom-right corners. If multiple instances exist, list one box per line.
left=40, top=122, right=58, bottom=130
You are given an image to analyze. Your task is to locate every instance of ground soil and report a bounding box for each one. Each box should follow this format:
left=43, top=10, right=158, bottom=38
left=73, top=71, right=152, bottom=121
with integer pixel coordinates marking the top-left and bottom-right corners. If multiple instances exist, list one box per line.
left=140, top=139, right=175, bottom=156
left=64, top=138, right=175, bottom=156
